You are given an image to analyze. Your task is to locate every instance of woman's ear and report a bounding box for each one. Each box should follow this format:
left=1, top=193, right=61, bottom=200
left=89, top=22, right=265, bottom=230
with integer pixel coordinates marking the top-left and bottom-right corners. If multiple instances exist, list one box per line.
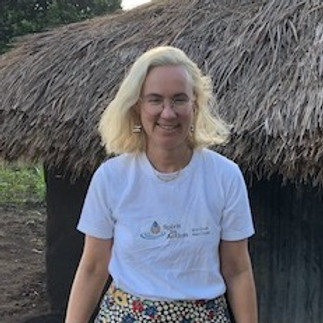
left=193, top=101, right=198, bottom=116
left=133, top=101, right=141, bottom=114
left=191, top=94, right=197, bottom=112
left=131, top=103, right=141, bottom=122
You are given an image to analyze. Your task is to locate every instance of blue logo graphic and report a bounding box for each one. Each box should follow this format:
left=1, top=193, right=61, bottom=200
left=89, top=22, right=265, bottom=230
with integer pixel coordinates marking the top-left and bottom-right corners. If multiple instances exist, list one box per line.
left=140, top=221, right=166, bottom=240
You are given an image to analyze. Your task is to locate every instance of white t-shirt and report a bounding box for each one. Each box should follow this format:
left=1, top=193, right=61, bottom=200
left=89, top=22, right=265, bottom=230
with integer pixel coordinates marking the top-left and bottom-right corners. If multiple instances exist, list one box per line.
left=77, top=148, right=255, bottom=300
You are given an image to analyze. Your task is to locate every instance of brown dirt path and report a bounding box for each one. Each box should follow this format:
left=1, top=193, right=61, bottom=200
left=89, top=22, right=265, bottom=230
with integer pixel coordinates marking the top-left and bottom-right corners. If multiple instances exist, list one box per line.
left=0, top=205, right=50, bottom=323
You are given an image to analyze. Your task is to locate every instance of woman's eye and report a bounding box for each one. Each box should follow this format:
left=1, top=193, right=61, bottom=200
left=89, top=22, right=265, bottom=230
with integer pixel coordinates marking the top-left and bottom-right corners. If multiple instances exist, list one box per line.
left=149, top=98, right=163, bottom=104
left=174, top=98, right=188, bottom=105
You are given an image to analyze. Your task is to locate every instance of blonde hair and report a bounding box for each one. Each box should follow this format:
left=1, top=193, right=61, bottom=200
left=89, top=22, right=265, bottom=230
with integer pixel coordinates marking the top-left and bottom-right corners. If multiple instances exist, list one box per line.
left=99, top=46, right=230, bottom=154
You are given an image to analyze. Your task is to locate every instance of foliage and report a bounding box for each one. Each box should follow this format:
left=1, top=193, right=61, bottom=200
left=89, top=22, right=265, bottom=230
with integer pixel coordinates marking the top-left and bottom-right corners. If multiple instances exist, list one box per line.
left=0, top=162, right=46, bottom=205
left=0, top=0, right=122, bottom=54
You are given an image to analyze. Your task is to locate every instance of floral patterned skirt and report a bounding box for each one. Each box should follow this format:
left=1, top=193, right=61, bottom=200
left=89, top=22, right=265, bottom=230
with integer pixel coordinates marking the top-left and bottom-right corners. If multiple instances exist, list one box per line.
left=95, top=283, right=232, bottom=323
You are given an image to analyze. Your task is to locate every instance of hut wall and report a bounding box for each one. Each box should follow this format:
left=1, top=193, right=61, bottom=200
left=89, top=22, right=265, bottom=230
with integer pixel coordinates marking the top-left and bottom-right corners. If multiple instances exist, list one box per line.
left=44, top=165, right=91, bottom=313
left=44, top=165, right=111, bottom=322
left=248, top=175, right=323, bottom=323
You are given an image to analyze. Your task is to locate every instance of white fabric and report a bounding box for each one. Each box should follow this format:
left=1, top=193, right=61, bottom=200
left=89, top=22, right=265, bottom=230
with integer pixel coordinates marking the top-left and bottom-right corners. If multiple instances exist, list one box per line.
left=77, top=148, right=255, bottom=300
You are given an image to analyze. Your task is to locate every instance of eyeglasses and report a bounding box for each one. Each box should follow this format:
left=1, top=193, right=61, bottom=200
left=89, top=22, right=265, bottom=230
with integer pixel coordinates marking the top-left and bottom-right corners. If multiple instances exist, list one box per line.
left=139, top=94, right=194, bottom=113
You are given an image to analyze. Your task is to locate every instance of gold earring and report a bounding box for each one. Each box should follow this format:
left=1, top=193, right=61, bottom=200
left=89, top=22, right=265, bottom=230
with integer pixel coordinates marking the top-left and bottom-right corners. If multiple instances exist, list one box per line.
left=133, top=125, right=142, bottom=133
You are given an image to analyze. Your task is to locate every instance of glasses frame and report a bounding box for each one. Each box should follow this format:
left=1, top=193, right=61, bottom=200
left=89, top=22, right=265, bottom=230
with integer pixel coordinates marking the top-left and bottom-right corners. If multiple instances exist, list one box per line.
left=139, top=94, right=195, bottom=114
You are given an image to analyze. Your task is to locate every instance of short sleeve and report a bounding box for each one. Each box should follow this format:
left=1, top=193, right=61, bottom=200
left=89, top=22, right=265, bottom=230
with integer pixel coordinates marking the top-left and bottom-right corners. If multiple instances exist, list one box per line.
left=77, top=164, right=115, bottom=239
left=220, top=165, right=255, bottom=241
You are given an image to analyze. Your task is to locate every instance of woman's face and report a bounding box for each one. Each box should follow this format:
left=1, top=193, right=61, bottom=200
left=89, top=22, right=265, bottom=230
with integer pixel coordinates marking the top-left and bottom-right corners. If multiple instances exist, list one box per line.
left=138, top=65, right=195, bottom=153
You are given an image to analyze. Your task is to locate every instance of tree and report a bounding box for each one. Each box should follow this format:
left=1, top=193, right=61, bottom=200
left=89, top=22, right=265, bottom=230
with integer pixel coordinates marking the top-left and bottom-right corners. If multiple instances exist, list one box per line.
left=0, top=0, right=121, bottom=54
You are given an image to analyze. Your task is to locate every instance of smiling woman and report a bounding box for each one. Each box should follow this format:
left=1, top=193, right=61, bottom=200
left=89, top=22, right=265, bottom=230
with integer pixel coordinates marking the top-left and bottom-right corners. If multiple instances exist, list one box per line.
left=122, top=0, right=151, bottom=10
left=65, top=46, right=257, bottom=323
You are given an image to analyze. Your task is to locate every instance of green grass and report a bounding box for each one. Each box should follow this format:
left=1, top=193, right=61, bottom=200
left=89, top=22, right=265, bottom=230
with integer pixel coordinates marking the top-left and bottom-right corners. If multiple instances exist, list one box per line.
left=0, top=162, right=46, bottom=205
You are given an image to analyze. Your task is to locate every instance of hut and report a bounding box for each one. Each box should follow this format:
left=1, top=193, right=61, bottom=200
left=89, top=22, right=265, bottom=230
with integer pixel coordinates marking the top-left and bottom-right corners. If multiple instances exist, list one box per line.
left=0, top=0, right=322, bottom=322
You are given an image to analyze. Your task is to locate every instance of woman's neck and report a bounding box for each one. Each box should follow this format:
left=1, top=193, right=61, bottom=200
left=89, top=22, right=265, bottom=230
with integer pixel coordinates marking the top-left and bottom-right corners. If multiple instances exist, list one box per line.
left=146, top=145, right=193, bottom=173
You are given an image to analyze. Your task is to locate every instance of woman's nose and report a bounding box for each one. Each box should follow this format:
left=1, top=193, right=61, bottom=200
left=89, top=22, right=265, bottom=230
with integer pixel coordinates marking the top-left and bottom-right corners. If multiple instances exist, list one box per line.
left=160, top=100, right=176, bottom=118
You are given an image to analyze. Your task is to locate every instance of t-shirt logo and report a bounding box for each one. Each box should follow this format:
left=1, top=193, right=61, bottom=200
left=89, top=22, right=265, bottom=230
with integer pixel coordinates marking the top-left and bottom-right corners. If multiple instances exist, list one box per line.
left=140, top=221, right=166, bottom=240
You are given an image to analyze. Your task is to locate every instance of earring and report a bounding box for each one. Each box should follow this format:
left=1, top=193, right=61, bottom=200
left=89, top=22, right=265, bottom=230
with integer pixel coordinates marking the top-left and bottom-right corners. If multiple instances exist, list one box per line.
left=190, top=124, right=194, bottom=133
left=133, top=125, right=142, bottom=133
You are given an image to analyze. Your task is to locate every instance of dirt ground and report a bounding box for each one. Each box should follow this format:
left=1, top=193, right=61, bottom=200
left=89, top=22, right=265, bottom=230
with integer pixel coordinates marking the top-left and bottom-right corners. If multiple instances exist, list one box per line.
left=0, top=204, right=50, bottom=323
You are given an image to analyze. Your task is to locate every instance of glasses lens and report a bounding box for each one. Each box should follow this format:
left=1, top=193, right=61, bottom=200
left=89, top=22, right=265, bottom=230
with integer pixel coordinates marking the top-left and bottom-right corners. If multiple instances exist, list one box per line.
left=173, top=97, right=190, bottom=109
left=141, top=95, right=191, bottom=112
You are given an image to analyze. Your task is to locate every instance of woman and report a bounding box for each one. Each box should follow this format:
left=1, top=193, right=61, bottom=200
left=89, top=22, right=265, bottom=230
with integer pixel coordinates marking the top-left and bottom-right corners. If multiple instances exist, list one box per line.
left=65, top=46, right=258, bottom=323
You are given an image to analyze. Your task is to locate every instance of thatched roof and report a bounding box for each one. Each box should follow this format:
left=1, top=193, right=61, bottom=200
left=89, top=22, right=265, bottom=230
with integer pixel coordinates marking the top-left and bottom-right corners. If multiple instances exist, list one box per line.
left=0, top=0, right=322, bottom=186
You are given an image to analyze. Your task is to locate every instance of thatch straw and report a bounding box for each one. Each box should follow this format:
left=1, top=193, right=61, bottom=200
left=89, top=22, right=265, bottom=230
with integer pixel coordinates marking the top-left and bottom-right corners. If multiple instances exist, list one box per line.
left=0, top=0, right=322, bottom=186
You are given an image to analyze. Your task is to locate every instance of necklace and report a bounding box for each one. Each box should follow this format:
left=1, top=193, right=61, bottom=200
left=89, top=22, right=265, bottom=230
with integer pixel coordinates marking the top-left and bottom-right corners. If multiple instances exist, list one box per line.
left=154, top=169, right=181, bottom=182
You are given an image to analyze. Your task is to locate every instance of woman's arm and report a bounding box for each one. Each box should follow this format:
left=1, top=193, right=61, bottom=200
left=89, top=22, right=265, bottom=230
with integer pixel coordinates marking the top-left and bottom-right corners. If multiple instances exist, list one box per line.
left=65, top=235, right=113, bottom=323
left=219, top=239, right=258, bottom=323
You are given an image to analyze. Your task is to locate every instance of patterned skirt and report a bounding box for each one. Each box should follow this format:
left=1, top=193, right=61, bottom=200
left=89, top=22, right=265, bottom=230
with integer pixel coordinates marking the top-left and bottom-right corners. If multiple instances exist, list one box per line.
left=95, top=284, right=232, bottom=323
